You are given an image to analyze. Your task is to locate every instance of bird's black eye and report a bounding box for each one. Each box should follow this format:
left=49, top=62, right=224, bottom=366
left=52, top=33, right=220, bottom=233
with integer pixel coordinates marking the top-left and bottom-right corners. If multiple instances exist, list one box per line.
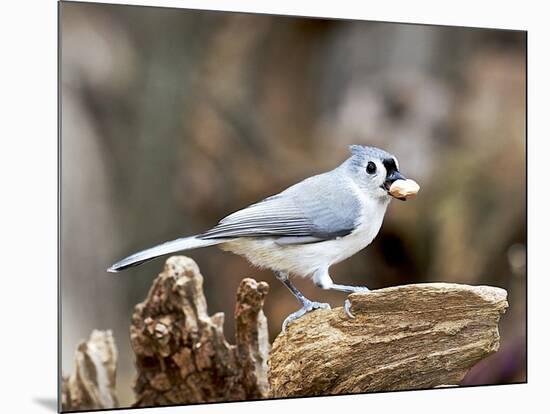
left=366, top=161, right=377, bottom=174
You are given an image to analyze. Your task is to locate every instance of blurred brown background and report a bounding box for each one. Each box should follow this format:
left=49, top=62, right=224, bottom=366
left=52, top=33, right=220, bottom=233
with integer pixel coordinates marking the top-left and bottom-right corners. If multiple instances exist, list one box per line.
left=60, top=1, right=526, bottom=406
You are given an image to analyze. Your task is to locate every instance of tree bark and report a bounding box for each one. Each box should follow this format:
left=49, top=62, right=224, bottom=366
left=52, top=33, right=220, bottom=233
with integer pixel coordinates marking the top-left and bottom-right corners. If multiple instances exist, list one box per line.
left=268, top=283, right=508, bottom=397
left=61, top=330, right=119, bottom=411
left=130, top=256, right=270, bottom=407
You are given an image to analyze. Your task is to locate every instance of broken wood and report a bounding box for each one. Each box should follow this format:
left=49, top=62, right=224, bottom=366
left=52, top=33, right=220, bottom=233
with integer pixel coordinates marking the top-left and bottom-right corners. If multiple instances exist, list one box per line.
left=61, top=330, right=119, bottom=411
left=130, top=256, right=270, bottom=407
left=62, top=258, right=509, bottom=410
left=268, top=283, right=508, bottom=397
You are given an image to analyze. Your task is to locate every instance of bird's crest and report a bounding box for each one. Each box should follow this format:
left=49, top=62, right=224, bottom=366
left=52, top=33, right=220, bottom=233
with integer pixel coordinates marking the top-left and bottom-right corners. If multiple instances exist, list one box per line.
left=349, top=145, right=393, bottom=161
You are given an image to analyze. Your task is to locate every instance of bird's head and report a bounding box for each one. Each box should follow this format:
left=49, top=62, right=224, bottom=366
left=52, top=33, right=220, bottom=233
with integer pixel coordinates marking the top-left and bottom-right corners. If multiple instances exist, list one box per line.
left=346, top=145, right=408, bottom=201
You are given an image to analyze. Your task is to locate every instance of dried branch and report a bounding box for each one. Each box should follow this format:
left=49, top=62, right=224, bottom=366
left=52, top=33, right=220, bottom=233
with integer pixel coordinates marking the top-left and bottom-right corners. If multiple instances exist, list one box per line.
left=268, top=283, right=508, bottom=397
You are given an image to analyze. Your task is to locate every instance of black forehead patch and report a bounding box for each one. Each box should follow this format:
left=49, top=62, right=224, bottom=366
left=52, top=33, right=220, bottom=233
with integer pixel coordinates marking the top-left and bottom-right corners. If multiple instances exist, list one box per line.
left=383, top=158, right=397, bottom=173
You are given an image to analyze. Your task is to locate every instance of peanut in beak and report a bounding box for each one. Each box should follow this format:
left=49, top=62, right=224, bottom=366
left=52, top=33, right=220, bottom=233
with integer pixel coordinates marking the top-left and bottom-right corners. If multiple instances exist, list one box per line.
left=389, top=179, right=420, bottom=200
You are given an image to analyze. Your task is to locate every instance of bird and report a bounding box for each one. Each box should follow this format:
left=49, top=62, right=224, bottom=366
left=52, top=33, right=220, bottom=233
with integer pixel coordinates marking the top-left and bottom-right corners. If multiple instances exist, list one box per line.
left=108, top=145, right=413, bottom=331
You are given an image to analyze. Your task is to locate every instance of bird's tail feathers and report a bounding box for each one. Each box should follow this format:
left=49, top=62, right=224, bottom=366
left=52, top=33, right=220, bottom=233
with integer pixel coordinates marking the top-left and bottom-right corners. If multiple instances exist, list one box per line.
left=108, top=236, right=225, bottom=272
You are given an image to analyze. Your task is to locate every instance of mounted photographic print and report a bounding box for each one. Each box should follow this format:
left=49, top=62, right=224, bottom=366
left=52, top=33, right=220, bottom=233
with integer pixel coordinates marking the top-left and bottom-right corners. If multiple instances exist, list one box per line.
left=59, top=1, right=526, bottom=411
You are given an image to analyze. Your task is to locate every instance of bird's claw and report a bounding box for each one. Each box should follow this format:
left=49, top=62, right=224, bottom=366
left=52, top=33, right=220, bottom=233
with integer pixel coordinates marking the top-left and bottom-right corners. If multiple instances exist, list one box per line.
left=282, top=300, right=331, bottom=332
left=344, top=286, right=370, bottom=318
left=348, top=286, right=370, bottom=294
left=344, top=298, right=355, bottom=318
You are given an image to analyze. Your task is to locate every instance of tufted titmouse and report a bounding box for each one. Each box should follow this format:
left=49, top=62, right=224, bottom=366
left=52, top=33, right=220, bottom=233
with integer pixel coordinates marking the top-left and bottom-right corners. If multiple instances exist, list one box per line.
left=109, top=145, right=414, bottom=330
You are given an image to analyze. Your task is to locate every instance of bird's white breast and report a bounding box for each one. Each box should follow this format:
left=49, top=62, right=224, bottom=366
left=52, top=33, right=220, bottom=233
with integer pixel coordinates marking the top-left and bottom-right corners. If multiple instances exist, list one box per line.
left=220, top=187, right=390, bottom=279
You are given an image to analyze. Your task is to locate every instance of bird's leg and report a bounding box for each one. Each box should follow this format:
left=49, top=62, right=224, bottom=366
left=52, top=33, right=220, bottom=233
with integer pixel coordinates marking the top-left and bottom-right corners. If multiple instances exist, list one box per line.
left=274, top=271, right=331, bottom=332
left=313, top=271, right=370, bottom=318
left=321, top=283, right=370, bottom=293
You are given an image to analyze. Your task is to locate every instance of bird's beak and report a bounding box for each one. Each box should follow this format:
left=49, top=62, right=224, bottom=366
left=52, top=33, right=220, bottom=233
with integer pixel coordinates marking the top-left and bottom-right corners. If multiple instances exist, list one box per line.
left=383, top=171, right=407, bottom=200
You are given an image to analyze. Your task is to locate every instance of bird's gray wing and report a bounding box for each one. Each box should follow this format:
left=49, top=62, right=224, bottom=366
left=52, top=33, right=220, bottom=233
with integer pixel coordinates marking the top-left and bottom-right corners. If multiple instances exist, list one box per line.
left=198, top=173, right=362, bottom=243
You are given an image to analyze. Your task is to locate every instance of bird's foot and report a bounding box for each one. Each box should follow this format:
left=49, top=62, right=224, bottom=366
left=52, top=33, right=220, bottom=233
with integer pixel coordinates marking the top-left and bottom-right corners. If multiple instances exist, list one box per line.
left=282, top=300, right=331, bottom=332
left=344, top=299, right=354, bottom=318
left=344, top=287, right=370, bottom=318
left=347, top=286, right=370, bottom=293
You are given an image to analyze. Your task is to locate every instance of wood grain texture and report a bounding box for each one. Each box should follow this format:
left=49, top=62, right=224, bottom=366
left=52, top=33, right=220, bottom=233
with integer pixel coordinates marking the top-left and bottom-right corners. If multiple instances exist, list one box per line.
left=130, top=256, right=270, bottom=407
left=61, top=330, right=119, bottom=411
left=268, top=283, right=508, bottom=397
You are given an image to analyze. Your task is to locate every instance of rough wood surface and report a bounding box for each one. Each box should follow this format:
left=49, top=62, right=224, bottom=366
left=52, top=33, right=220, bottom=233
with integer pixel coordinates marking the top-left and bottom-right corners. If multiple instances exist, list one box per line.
left=130, top=256, right=270, bottom=407
left=61, top=330, right=119, bottom=411
left=269, top=283, right=508, bottom=397
left=234, top=276, right=271, bottom=397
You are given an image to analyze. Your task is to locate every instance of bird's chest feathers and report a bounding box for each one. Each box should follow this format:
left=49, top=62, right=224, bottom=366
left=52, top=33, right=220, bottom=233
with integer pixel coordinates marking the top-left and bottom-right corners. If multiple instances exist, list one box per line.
left=221, top=189, right=390, bottom=276
left=330, top=192, right=389, bottom=263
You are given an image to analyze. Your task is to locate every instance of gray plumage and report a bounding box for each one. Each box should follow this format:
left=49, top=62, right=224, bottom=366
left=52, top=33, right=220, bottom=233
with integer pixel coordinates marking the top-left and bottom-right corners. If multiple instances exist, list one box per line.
left=108, top=145, right=412, bottom=330
left=200, top=170, right=361, bottom=242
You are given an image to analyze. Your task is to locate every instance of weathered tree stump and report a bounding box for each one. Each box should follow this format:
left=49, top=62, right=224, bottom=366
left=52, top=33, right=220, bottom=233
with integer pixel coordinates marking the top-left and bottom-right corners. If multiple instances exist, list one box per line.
left=63, top=258, right=509, bottom=409
left=268, top=283, right=508, bottom=397
left=130, top=256, right=270, bottom=407
left=61, top=330, right=119, bottom=411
